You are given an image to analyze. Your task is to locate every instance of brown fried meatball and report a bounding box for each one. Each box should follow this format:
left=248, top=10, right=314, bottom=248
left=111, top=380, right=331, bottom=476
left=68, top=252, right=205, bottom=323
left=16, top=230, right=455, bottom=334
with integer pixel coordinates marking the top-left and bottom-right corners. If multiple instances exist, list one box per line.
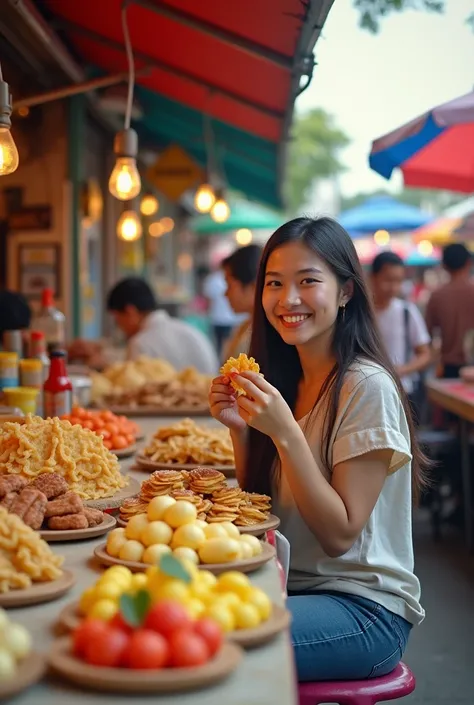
left=29, top=472, right=69, bottom=499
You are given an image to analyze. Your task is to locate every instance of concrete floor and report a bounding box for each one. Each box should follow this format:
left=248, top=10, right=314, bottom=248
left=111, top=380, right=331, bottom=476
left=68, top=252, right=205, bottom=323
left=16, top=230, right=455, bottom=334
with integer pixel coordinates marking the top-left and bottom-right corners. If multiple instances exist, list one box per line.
left=404, top=511, right=474, bottom=704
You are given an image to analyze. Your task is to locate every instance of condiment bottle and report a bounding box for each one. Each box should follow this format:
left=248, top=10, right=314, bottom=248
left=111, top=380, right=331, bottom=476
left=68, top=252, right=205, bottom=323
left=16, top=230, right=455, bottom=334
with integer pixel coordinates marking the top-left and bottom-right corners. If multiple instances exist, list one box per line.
left=43, top=350, right=72, bottom=418
left=33, top=289, right=66, bottom=355
left=19, top=359, right=44, bottom=416
left=29, top=330, right=50, bottom=381
left=0, top=352, right=19, bottom=395
left=2, top=330, right=23, bottom=357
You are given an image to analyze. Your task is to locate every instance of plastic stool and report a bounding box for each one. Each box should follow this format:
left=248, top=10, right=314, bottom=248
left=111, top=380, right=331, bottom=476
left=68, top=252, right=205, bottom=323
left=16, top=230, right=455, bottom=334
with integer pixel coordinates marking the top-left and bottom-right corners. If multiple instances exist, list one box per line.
left=298, top=661, right=415, bottom=705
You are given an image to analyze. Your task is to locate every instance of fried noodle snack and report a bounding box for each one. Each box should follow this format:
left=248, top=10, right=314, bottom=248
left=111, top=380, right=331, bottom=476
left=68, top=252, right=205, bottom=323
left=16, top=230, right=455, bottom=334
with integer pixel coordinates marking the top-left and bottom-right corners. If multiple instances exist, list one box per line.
left=0, top=507, right=63, bottom=593
left=220, top=353, right=261, bottom=397
left=0, top=416, right=127, bottom=500
left=142, top=418, right=234, bottom=466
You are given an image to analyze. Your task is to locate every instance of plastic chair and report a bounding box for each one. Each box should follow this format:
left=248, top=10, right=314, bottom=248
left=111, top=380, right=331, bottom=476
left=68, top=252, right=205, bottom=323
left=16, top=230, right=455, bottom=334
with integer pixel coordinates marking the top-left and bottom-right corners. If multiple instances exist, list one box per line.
left=298, top=661, right=415, bottom=705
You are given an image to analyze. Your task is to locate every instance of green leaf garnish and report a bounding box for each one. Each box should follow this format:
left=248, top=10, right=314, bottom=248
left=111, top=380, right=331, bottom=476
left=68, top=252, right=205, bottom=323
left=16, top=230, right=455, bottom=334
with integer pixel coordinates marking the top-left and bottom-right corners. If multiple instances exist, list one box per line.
left=134, top=589, right=151, bottom=624
left=160, top=553, right=192, bottom=583
left=119, top=593, right=140, bottom=627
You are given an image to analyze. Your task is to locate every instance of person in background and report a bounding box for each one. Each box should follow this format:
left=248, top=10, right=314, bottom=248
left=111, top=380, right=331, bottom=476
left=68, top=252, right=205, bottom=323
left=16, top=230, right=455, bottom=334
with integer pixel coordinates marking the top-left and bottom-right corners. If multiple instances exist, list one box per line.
left=221, top=244, right=262, bottom=361
left=371, top=252, right=431, bottom=415
left=202, top=266, right=241, bottom=356
left=0, top=290, right=31, bottom=350
left=69, top=278, right=219, bottom=374
left=425, top=243, right=474, bottom=378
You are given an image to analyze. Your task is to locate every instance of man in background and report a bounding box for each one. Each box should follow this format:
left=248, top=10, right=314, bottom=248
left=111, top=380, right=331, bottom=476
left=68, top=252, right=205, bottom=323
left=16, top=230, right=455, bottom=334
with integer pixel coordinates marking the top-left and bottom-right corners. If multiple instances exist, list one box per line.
left=425, top=243, right=474, bottom=378
left=202, top=266, right=241, bottom=356
left=0, top=290, right=31, bottom=350
left=371, top=252, right=431, bottom=414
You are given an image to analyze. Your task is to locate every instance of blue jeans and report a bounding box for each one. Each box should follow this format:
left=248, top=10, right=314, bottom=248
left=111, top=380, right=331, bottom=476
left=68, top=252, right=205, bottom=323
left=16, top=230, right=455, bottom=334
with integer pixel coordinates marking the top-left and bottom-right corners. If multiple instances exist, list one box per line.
left=288, top=590, right=412, bottom=682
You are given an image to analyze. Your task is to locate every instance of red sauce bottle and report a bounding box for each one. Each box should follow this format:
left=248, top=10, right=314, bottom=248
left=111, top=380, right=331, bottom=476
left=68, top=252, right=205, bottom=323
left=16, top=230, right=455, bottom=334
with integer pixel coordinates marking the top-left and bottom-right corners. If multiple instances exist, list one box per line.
left=43, top=350, right=72, bottom=418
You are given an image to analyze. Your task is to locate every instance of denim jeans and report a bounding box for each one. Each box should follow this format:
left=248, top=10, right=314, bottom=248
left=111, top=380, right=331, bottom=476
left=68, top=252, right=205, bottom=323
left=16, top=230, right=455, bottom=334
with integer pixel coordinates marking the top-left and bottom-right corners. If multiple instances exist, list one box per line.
left=288, top=590, right=412, bottom=682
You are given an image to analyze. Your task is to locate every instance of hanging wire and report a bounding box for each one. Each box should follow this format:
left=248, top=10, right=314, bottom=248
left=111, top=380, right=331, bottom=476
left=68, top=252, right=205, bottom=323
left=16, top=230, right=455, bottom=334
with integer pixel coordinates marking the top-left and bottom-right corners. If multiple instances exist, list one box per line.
left=202, top=92, right=217, bottom=179
left=121, top=2, right=135, bottom=130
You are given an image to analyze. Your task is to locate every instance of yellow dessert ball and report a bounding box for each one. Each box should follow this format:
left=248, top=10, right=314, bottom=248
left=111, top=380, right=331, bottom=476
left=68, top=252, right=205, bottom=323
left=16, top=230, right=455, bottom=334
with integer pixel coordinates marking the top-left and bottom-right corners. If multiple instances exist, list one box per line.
left=217, top=571, right=252, bottom=600
left=0, top=648, right=16, bottom=679
left=217, top=591, right=242, bottom=611
left=238, top=541, right=253, bottom=560
left=118, top=540, right=145, bottom=562
left=247, top=587, right=272, bottom=620
left=105, top=565, right=132, bottom=580
left=233, top=603, right=261, bottom=629
left=147, top=495, right=176, bottom=521
left=141, top=520, right=173, bottom=547
left=1, top=623, right=32, bottom=659
left=194, top=519, right=208, bottom=531
left=152, top=579, right=189, bottom=603
left=89, top=599, right=119, bottom=621
left=106, top=533, right=128, bottom=558
left=183, top=598, right=206, bottom=620
left=130, top=573, right=149, bottom=591
left=239, top=534, right=263, bottom=556
left=173, top=546, right=200, bottom=565
left=163, top=500, right=197, bottom=528
left=199, top=538, right=241, bottom=564
left=95, top=581, right=123, bottom=601
left=125, top=513, right=149, bottom=540
left=204, top=604, right=235, bottom=632
left=203, top=523, right=228, bottom=540
left=79, top=587, right=97, bottom=614
left=171, top=524, right=206, bottom=551
left=142, top=544, right=172, bottom=565
left=197, top=570, right=218, bottom=588
left=219, top=521, right=241, bottom=539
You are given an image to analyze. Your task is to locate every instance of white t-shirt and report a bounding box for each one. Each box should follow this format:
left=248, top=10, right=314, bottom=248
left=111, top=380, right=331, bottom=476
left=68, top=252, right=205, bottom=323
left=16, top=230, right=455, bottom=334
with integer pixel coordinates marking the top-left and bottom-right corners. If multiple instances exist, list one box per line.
left=273, top=360, right=424, bottom=626
left=127, top=310, right=219, bottom=375
left=375, top=298, right=430, bottom=393
left=203, top=271, right=240, bottom=327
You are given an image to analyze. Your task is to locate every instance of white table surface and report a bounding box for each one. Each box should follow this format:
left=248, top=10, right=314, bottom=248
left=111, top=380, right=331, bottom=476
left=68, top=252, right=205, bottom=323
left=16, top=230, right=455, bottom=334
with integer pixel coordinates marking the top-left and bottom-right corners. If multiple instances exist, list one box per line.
left=6, top=417, right=297, bottom=705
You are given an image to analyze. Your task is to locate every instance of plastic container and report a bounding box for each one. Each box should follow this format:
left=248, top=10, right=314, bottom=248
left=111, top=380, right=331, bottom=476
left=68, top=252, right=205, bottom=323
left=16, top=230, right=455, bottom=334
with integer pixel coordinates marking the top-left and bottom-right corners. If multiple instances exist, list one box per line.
left=44, top=350, right=72, bottom=417
left=3, top=387, right=39, bottom=415
left=32, top=289, right=66, bottom=355
left=3, top=330, right=23, bottom=357
left=0, top=352, right=19, bottom=391
left=19, top=359, right=44, bottom=416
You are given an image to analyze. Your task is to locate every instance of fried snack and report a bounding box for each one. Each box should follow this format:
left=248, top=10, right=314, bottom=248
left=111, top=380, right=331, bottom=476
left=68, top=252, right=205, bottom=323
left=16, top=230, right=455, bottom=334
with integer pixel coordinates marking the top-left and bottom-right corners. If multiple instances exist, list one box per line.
left=47, top=513, right=89, bottom=531
left=243, top=492, right=272, bottom=512
left=207, top=503, right=240, bottom=523
left=45, top=493, right=83, bottom=518
left=140, top=470, right=185, bottom=500
left=235, top=505, right=269, bottom=526
left=83, top=507, right=104, bottom=527
left=119, top=497, right=149, bottom=521
left=187, top=468, right=227, bottom=494
left=142, top=419, right=234, bottom=467
left=169, top=488, right=203, bottom=505
left=10, top=488, right=48, bottom=530
left=29, top=472, right=69, bottom=499
left=0, top=507, right=63, bottom=592
left=220, top=353, right=261, bottom=397
left=0, top=416, right=127, bottom=500
left=0, top=492, right=17, bottom=511
left=0, top=475, right=27, bottom=498
left=211, top=487, right=245, bottom=508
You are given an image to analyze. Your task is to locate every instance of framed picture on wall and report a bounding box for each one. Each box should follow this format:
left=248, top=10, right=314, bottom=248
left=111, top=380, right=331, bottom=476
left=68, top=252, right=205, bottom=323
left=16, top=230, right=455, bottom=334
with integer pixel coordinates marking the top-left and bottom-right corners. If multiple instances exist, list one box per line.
left=18, top=243, right=61, bottom=300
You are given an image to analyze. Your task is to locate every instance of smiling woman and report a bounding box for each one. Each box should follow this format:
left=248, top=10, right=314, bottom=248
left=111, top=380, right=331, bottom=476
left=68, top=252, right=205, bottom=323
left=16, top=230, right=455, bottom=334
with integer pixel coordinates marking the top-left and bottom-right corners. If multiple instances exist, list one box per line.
left=209, top=216, right=427, bottom=683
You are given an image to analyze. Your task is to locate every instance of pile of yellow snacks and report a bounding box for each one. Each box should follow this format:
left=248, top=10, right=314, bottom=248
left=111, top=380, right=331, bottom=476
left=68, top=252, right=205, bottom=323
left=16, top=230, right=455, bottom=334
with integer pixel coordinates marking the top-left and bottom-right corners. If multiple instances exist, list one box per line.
left=141, top=419, right=234, bottom=466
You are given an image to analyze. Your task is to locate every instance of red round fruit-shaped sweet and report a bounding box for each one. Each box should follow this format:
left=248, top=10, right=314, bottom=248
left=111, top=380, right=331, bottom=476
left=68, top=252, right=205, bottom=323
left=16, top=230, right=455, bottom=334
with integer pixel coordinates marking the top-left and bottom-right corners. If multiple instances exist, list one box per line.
left=193, top=618, right=223, bottom=657
left=168, top=629, right=210, bottom=668
left=122, top=629, right=169, bottom=670
left=109, top=612, right=133, bottom=634
left=73, top=618, right=109, bottom=658
left=144, top=600, right=192, bottom=639
left=83, top=626, right=130, bottom=667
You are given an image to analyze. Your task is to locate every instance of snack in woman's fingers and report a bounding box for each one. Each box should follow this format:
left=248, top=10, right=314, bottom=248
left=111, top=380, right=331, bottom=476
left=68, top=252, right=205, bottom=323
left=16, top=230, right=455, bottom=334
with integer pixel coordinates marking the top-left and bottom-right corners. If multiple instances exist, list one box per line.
left=220, top=353, right=261, bottom=397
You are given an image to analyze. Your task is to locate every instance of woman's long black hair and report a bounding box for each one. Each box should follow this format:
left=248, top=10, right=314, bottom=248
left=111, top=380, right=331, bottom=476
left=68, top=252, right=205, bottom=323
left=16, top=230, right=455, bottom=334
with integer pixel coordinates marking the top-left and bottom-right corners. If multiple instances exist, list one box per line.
left=244, top=216, right=427, bottom=499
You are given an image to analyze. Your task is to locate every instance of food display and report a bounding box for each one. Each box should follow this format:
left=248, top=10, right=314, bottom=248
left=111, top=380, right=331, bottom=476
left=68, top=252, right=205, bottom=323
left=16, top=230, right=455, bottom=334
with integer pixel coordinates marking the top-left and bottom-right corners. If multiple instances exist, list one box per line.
left=60, top=408, right=140, bottom=451
left=91, top=358, right=212, bottom=411
left=0, top=416, right=128, bottom=500
left=0, top=472, right=108, bottom=533
left=106, top=494, right=266, bottom=570
left=0, top=608, right=32, bottom=679
left=139, top=419, right=234, bottom=467
left=220, top=353, right=262, bottom=397
left=119, top=469, right=271, bottom=527
left=0, top=507, right=63, bottom=593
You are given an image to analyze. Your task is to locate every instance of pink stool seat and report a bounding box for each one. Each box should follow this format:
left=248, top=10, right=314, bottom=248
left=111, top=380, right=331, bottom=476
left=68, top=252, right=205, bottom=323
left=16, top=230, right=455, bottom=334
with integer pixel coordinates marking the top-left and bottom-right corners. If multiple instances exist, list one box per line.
left=298, top=661, right=415, bottom=705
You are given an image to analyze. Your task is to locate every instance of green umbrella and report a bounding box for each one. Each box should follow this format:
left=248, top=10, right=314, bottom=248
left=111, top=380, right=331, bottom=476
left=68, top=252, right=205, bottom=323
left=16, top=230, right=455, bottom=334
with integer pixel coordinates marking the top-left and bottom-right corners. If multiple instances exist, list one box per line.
left=192, top=198, right=283, bottom=235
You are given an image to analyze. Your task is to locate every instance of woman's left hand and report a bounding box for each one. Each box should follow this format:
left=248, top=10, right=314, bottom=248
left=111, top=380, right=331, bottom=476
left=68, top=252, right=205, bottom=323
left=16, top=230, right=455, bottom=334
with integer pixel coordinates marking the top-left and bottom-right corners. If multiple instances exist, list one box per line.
left=233, top=372, right=296, bottom=439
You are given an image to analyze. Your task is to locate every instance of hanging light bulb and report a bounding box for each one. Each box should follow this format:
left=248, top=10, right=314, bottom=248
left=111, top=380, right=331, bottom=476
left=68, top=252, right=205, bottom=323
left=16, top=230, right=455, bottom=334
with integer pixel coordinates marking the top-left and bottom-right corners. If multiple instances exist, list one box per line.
left=117, top=210, right=142, bottom=241
left=140, top=194, right=159, bottom=216
left=235, top=228, right=253, bottom=246
left=211, top=197, right=230, bottom=224
left=194, top=183, right=215, bottom=213
left=0, top=71, right=19, bottom=176
left=109, top=129, right=141, bottom=200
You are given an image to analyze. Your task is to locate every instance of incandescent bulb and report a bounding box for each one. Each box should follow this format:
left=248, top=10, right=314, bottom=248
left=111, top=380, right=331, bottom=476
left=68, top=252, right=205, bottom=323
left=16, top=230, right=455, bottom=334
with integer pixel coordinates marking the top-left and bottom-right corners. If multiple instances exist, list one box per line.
left=109, top=157, right=141, bottom=200
left=235, top=228, right=253, bottom=246
left=194, top=184, right=215, bottom=213
left=117, top=210, right=142, bottom=241
left=140, top=194, right=159, bottom=216
left=373, top=229, right=390, bottom=246
left=210, top=198, right=230, bottom=223
left=0, top=127, right=19, bottom=175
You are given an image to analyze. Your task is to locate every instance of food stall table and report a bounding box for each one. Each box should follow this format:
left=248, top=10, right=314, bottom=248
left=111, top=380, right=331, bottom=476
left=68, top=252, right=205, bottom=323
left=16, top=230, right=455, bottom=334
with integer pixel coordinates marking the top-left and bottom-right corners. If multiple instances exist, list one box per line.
left=8, top=417, right=297, bottom=705
left=426, top=379, right=474, bottom=552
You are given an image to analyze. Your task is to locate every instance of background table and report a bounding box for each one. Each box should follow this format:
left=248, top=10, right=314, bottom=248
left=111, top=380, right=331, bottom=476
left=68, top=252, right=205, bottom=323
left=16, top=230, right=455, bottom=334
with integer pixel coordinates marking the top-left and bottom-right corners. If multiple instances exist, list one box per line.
left=8, top=417, right=297, bottom=705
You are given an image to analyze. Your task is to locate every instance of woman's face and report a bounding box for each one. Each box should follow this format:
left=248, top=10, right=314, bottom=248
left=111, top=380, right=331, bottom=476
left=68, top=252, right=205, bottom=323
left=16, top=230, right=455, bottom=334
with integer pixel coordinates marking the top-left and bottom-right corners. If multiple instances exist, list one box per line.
left=262, top=241, right=344, bottom=348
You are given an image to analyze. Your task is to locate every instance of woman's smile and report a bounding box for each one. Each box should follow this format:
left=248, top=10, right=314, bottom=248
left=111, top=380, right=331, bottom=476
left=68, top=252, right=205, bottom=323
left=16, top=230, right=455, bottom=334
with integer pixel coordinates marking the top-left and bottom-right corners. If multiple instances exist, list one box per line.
left=279, top=313, right=313, bottom=328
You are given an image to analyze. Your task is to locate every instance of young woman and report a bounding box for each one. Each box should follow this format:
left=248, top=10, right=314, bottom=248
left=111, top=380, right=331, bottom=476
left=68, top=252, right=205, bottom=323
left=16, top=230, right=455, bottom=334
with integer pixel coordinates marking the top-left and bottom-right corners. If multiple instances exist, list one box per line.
left=209, top=217, right=425, bottom=682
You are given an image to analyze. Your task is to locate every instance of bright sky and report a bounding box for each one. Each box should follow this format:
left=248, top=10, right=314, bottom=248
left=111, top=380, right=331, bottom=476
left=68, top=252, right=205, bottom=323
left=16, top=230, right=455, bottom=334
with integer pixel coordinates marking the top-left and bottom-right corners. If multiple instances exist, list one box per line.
left=296, top=0, right=474, bottom=196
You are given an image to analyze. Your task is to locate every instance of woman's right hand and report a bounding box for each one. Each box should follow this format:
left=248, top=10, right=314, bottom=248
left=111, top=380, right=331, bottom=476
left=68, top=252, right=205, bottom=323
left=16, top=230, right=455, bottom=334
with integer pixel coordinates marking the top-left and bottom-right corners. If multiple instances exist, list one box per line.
left=209, top=376, right=247, bottom=433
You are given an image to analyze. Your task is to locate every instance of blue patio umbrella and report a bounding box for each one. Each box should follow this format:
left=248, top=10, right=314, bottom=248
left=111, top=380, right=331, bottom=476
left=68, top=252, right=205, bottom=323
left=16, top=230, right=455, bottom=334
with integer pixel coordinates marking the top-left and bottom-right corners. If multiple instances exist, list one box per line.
left=338, top=196, right=433, bottom=237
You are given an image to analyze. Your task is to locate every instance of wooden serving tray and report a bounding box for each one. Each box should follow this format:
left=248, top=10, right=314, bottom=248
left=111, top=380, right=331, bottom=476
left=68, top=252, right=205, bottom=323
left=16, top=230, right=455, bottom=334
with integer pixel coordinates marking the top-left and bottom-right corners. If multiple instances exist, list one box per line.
left=135, top=455, right=235, bottom=477
left=84, top=476, right=140, bottom=511
left=0, top=570, right=76, bottom=608
left=112, top=444, right=137, bottom=459
left=40, top=513, right=116, bottom=542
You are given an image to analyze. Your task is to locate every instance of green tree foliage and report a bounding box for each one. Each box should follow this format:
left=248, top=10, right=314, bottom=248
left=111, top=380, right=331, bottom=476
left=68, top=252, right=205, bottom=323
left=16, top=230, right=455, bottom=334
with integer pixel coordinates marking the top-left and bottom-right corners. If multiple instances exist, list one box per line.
left=353, top=0, right=473, bottom=33
left=286, top=109, right=349, bottom=213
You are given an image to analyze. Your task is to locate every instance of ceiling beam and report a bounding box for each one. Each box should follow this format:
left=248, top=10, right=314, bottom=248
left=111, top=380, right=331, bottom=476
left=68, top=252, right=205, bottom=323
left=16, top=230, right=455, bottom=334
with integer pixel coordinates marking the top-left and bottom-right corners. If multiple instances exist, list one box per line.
left=131, top=0, right=293, bottom=71
left=55, top=19, right=285, bottom=122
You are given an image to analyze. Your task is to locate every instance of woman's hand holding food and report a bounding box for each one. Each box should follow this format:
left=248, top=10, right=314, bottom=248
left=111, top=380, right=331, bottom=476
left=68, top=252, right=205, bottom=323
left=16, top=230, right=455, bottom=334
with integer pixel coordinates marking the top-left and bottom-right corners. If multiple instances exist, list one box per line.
left=208, top=375, right=247, bottom=433
left=233, top=372, right=297, bottom=440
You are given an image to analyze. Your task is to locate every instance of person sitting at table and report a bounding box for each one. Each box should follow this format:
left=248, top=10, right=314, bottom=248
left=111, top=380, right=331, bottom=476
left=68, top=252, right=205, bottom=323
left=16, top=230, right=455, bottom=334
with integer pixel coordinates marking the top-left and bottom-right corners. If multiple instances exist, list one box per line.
left=69, top=277, right=219, bottom=375
left=221, top=244, right=262, bottom=362
left=0, top=290, right=31, bottom=351
left=209, top=217, right=425, bottom=682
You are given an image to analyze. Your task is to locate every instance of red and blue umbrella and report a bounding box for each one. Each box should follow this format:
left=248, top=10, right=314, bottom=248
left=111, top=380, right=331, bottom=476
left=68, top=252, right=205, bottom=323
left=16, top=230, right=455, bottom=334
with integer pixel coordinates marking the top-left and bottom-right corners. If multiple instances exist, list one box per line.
left=369, top=91, right=474, bottom=193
